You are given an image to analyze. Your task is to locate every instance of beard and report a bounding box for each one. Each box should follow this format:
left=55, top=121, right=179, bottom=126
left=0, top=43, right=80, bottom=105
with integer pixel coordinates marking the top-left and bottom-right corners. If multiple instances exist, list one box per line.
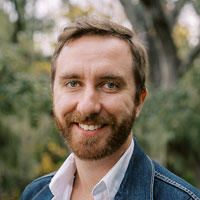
left=53, top=108, right=136, bottom=161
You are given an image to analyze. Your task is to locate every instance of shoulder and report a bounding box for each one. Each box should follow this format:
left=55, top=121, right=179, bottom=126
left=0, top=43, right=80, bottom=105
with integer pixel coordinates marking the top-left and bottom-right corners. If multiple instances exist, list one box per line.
left=153, top=160, right=200, bottom=200
left=20, top=171, right=56, bottom=200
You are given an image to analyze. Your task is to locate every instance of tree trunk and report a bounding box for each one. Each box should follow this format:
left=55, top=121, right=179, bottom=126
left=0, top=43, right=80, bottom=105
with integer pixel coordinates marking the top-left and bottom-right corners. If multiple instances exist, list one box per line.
left=12, top=0, right=26, bottom=43
left=120, top=0, right=182, bottom=89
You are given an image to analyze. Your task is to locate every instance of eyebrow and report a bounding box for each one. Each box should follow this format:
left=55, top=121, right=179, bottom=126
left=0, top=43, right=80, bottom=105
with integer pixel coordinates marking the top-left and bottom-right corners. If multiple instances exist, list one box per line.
left=59, top=73, right=81, bottom=80
left=99, top=74, right=126, bottom=84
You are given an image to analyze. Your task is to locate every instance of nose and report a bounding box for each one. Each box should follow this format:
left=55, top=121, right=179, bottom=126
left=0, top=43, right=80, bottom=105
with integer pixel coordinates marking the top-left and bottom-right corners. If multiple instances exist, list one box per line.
left=76, top=86, right=101, bottom=117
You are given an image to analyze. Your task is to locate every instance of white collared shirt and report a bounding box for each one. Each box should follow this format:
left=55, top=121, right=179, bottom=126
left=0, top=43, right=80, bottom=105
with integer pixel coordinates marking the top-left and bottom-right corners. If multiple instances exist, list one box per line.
left=49, top=140, right=134, bottom=200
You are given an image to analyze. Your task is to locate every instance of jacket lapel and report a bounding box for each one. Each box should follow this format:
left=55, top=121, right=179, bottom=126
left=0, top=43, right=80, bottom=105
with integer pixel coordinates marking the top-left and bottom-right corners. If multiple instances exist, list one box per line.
left=115, top=138, right=155, bottom=200
left=34, top=185, right=54, bottom=200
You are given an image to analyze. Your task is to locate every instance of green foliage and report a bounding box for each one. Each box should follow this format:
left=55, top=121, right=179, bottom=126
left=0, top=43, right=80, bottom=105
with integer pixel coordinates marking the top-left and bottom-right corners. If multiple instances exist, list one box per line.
left=0, top=10, right=14, bottom=42
left=64, top=5, right=93, bottom=21
left=135, top=59, right=200, bottom=188
left=0, top=7, right=66, bottom=200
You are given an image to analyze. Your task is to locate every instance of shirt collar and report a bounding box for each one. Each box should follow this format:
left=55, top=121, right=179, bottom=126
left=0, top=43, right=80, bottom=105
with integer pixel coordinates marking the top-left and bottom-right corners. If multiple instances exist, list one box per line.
left=49, top=139, right=134, bottom=200
left=49, top=153, right=76, bottom=199
left=92, top=139, right=134, bottom=199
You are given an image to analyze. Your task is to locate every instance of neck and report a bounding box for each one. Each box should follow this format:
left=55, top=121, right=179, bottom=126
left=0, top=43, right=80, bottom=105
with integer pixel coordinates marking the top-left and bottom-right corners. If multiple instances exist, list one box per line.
left=73, top=135, right=132, bottom=194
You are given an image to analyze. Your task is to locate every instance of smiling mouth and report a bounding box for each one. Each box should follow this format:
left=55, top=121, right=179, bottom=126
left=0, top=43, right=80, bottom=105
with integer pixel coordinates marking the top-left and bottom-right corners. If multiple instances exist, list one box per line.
left=75, top=123, right=105, bottom=131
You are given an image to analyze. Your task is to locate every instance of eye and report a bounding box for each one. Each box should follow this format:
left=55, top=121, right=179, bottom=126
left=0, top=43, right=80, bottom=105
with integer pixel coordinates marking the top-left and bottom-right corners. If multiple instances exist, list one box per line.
left=66, top=81, right=80, bottom=88
left=105, top=82, right=117, bottom=89
left=102, top=81, right=120, bottom=91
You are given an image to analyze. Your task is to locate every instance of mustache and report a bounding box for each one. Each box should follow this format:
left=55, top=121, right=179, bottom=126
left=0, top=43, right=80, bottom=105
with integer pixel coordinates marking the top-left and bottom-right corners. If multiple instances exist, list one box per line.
left=64, top=112, right=116, bottom=127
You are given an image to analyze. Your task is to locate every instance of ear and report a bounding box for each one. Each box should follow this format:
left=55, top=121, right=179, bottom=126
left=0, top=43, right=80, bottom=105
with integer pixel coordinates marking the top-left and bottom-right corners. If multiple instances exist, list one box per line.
left=135, top=90, right=147, bottom=118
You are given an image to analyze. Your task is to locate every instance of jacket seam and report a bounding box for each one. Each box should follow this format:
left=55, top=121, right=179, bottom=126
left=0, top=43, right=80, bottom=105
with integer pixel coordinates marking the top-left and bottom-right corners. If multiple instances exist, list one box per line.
left=32, top=184, right=50, bottom=200
left=147, top=156, right=154, bottom=200
left=155, top=171, right=200, bottom=200
left=32, top=171, right=57, bottom=183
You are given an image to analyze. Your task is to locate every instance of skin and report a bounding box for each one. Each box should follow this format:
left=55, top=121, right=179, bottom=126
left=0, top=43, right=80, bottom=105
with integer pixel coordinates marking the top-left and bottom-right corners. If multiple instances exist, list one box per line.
left=53, top=35, right=146, bottom=199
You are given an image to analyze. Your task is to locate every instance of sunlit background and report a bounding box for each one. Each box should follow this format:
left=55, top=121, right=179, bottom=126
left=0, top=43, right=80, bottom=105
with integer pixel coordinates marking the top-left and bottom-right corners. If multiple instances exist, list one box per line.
left=0, top=0, right=200, bottom=199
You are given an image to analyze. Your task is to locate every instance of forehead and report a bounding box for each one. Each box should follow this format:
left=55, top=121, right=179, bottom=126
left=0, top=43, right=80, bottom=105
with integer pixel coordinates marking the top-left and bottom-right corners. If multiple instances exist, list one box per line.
left=56, top=35, right=133, bottom=78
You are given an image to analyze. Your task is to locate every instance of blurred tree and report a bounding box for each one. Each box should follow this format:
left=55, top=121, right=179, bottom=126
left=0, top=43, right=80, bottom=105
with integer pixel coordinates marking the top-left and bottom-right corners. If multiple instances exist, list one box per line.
left=11, top=0, right=27, bottom=43
left=134, top=58, right=200, bottom=187
left=3, top=0, right=54, bottom=43
left=0, top=4, right=65, bottom=199
left=120, top=0, right=200, bottom=88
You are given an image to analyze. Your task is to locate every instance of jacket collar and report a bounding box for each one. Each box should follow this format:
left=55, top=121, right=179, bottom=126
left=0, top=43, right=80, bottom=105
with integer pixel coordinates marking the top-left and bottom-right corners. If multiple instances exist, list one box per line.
left=34, top=185, right=54, bottom=200
left=114, top=138, right=155, bottom=200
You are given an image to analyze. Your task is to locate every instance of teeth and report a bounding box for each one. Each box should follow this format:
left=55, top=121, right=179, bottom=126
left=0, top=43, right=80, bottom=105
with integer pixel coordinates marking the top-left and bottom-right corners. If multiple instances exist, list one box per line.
left=79, top=124, right=102, bottom=131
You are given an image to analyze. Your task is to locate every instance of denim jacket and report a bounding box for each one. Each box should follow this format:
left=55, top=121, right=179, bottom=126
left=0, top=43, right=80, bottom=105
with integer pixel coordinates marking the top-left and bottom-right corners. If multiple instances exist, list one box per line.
left=21, top=139, right=200, bottom=200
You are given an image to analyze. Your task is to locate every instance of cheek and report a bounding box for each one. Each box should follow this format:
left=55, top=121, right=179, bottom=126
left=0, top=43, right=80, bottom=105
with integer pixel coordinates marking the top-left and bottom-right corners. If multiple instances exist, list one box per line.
left=101, top=94, right=135, bottom=121
left=53, top=92, right=78, bottom=122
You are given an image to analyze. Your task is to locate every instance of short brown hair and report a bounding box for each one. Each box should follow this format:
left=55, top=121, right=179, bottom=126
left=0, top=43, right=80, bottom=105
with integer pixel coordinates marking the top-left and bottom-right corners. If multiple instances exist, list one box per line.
left=51, top=16, right=148, bottom=103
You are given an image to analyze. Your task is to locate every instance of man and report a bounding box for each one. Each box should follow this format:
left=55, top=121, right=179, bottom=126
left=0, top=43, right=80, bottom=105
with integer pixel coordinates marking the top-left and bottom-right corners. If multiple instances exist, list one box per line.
left=21, top=16, right=200, bottom=200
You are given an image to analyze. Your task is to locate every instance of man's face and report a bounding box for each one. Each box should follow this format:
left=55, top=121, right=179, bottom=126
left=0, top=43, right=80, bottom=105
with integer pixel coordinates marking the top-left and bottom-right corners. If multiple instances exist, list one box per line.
left=53, top=35, right=142, bottom=160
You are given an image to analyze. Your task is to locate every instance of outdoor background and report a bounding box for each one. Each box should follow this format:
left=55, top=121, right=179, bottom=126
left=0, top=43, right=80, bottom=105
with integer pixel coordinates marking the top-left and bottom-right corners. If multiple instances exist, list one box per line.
left=0, top=0, right=200, bottom=199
